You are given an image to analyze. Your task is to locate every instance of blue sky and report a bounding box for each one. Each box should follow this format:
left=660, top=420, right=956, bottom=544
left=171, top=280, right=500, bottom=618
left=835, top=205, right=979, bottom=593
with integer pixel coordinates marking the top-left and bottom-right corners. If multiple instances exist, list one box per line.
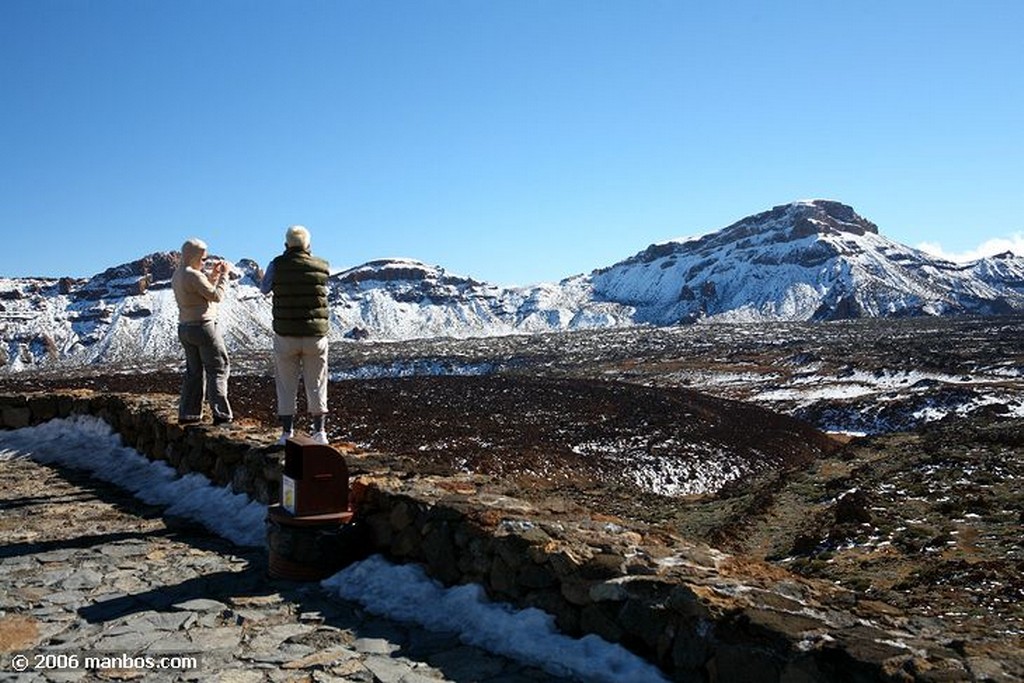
left=2, top=1, right=1022, bottom=285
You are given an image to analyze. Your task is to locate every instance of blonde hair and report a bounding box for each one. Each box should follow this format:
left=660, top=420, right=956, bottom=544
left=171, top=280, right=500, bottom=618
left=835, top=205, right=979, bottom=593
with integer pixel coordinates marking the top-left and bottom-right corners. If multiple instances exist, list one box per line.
left=285, top=225, right=311, bottom=250
left=181, top=238, right=207, bottom=265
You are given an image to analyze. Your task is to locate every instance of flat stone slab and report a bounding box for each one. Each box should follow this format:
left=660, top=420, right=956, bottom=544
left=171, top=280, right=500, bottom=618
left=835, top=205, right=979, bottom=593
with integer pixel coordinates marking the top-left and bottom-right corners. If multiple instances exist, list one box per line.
left=0, top=454, right=572, bottom=682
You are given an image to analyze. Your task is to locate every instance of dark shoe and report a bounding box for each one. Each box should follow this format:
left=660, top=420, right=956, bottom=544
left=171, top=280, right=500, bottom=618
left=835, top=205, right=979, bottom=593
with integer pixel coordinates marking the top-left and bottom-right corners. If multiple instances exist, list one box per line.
left=178, top=417, right=201, bottom=426
left=213, top=416, right=233, bottom=426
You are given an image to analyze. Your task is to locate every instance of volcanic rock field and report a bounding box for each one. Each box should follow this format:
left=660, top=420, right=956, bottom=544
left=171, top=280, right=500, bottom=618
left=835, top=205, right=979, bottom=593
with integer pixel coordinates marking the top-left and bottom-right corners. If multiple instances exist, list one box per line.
left=3, top=314, right=1024, bottom=679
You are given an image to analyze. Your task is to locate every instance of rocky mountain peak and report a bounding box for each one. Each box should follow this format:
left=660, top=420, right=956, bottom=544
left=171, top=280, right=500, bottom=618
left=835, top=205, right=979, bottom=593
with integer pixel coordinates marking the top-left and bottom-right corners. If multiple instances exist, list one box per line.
left=86, top=251, right=180, bottom=285
left=791, top=199, right=879, bottom=236
left=334, top=258, right=483, bottom=289
left=231, top=259, right=264, bottom=286
left=335, top=259, right=439, bottom=285
left=75, top=251, right=181, bottom=300
left=724, top=200, right=880, bottom=241
left=620, top=200, right=881, bottom=269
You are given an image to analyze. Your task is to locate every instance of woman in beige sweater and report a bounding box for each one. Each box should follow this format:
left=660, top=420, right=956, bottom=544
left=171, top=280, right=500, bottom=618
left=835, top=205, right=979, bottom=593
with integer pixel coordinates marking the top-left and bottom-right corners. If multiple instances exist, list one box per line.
left=171, top=238, right=233, bottom=425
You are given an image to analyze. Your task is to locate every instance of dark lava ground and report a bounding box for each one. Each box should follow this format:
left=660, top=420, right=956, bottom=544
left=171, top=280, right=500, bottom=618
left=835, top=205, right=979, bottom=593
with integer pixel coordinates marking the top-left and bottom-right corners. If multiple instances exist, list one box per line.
left=3, top=316, right=1024, bottom=674
left=0, top=370, right=837, bottom=517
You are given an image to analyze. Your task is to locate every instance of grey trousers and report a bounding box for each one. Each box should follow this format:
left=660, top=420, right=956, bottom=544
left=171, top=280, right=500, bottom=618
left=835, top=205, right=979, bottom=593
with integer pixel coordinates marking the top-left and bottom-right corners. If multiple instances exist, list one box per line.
left=178, top=321, right=232, bottom=422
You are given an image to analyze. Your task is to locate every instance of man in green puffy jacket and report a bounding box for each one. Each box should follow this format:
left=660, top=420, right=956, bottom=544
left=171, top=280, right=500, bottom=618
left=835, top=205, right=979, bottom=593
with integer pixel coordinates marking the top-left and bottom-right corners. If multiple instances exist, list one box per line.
left=260, top=225, right=331, bottom=444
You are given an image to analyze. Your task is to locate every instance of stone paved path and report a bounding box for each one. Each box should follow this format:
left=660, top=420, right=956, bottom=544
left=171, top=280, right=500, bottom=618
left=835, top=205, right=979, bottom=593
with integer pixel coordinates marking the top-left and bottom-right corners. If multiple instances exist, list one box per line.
left=0, top=455, right=569, bottom=682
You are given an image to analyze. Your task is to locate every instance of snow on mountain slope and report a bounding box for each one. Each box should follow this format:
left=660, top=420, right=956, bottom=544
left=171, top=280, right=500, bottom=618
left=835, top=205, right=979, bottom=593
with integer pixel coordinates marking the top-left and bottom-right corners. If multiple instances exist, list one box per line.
left=0, top=256, right=274, bottom=371
left=589, top=200, right=1024, bottom=322
left=965, top=251, right=1024, bottom=297
left=2, top=200, right=1023, bottom=371
left=322, top=258, right=637, bottom=341
left=327, top=258, right=522, bottom=340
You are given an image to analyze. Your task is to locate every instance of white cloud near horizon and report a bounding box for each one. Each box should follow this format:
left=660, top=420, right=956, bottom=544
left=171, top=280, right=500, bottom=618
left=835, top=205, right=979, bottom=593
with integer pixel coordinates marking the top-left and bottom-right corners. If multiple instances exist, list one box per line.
left=917, top=233, right=1024, bottom=263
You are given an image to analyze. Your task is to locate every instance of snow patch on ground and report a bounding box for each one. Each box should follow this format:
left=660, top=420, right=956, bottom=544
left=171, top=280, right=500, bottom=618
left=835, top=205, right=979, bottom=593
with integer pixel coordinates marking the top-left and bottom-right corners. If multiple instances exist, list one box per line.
left=0, top=415, right=265, bottom=546
left=0, top=416, right=668, bottom=682
left=324, top=557, right=668, bottom=683
left=332, top=359, right=497, bottom=380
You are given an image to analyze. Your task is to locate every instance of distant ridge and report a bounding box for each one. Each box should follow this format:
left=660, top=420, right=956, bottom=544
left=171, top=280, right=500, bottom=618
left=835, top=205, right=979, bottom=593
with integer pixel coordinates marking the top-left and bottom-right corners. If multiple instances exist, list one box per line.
left=2, top=200, right=1023, bottom=371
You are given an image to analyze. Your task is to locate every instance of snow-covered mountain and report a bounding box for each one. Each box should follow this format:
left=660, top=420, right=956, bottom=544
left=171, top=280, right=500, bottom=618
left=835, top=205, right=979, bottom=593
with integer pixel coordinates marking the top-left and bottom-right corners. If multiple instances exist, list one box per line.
left=588, top=200, right=1024, bottom=323
left=0, top=256, right=275, bottom=372
left=3, top=200, right=1023, bottom=371
left=327, top=258, right=634, bottom=341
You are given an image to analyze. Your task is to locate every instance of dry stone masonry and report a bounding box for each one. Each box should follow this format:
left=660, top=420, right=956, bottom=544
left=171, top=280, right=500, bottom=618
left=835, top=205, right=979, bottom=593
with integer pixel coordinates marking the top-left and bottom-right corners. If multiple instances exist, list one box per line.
left=0, top=390, right=982, bottom=682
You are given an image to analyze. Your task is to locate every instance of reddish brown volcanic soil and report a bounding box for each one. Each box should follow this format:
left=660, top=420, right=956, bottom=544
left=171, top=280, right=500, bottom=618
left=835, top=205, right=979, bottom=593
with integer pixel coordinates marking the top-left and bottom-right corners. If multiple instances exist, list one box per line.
left=1, top=371, right=839, bottom=521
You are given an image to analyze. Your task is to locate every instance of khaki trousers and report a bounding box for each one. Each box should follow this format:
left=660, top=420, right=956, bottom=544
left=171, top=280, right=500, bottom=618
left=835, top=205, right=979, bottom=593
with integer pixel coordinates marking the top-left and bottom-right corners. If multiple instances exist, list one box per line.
left=273, top=334, right=329, bottom=416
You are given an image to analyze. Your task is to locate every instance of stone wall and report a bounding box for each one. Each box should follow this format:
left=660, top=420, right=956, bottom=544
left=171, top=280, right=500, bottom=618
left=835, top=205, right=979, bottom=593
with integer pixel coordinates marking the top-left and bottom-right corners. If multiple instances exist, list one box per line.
left=0, top=391, right=970, bottom=682
left=0, top=390, right=283, bottom=504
